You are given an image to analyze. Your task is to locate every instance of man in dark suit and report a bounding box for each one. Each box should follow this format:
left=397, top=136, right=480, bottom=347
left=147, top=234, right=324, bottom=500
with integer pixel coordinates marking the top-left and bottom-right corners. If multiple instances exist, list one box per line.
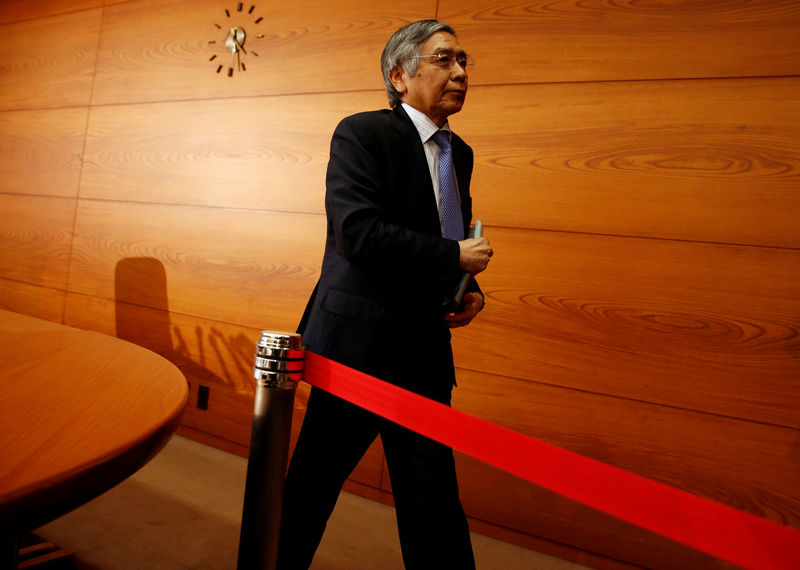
left=278, top=20, right=493, bottom=569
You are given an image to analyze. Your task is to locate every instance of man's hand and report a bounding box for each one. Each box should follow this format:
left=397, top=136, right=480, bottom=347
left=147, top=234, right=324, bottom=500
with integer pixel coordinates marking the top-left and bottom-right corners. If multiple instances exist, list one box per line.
left=445, top=292, right=484, bottom=328
left=458, top=237, right=493, bottom=275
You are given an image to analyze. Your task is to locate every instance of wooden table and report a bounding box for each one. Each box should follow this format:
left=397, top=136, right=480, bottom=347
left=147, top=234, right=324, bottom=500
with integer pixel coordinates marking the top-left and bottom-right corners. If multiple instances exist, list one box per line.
left=0, top=309, right=188, bottom=566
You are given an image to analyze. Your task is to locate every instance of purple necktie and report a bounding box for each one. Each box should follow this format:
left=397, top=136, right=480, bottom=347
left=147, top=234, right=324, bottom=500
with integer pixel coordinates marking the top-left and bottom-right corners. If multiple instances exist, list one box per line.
left=432, top=130, right=464, bottom=241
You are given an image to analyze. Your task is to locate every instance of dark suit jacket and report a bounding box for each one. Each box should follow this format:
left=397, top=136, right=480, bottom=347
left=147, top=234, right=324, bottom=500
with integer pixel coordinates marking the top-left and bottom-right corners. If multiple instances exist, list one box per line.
left=299, top=105, right=479, bottom=401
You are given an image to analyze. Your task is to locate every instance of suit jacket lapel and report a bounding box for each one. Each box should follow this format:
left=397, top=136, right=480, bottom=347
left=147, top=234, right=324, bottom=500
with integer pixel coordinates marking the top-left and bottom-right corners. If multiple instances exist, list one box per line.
left=390, top=106, right=442, bottom=232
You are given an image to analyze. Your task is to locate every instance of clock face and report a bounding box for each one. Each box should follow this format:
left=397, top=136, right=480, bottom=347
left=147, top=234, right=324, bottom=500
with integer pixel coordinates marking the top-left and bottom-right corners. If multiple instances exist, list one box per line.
left=208, top=3, right=264, bottom=77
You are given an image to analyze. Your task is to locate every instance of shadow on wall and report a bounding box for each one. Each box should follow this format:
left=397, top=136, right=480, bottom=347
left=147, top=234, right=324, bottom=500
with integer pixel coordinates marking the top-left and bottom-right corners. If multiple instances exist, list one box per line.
left=114, top=257, right=173, bottom=353
left=113, top=257, right=254, bottom=390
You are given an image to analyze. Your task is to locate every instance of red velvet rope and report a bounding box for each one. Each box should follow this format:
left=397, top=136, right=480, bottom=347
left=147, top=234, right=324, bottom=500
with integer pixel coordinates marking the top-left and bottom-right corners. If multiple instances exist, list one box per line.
left=303, top=351, right=800, bottom=570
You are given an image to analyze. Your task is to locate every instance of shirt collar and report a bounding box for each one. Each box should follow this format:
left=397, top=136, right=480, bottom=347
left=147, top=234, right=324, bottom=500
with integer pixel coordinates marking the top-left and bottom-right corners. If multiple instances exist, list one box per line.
left=401, top=103, right=451, bottom=144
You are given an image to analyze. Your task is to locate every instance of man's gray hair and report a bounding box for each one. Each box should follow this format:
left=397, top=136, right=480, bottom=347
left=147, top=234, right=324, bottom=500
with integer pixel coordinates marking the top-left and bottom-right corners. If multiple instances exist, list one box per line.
left=381, top=20, right=457, bottom=108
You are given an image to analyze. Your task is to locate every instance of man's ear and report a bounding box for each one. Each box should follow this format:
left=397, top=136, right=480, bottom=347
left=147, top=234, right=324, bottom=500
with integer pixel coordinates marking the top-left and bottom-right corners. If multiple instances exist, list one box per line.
left=389, top=65, right=408, bottom=97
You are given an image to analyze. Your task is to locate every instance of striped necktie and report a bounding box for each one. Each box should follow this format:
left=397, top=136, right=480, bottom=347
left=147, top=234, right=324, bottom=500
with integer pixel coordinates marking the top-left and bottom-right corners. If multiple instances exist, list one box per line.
left=432, top=130, right=464, bottom=241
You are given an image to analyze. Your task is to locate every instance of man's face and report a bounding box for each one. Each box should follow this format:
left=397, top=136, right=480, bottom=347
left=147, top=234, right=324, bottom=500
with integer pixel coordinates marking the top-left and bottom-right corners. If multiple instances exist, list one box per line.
left=390, top=31, right=469, bottom=127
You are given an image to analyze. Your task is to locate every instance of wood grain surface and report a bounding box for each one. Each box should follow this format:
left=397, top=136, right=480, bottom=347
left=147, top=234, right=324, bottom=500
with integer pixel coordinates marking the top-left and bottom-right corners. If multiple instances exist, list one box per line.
left=0, top=9, right=101, bottom=110
left=0, top=309, right=188, bottom=533
left=91, top=0, right=434, bottom=105
left=441, top=0, right=800, bottom=85
left=456, top=78, right=800, bottom=247
left=452, top=368, right=800, bottom=526
left=66, top=200, right=323, bottom=329
left=0, top=1, right=101, bottom=25
left=65, top=290, right=266, bottom=395
left=0, top=279, right=65, bottom=323
left=452, top=449, right=735, bottom=570
left=79, top=91, right=385, bottom=211
left=453, top=226, right=800, bottom=428
left=0, top=108, right=88, bottom=197
left=0, top=195, right=75, bottom=290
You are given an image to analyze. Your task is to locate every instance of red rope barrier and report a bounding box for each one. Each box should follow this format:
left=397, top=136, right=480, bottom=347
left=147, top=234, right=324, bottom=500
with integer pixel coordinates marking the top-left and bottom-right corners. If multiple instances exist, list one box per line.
left=303, top=351, right=800, bottom=570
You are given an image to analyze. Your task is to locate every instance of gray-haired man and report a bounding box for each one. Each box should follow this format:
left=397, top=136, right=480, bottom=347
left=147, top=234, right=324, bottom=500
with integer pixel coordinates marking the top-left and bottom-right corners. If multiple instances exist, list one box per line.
left=278, top=19, right=492, bottom=569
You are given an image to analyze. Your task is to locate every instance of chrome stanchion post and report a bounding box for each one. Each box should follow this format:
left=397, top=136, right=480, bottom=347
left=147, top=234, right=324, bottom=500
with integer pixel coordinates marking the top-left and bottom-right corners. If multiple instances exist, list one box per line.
left=237, top=331, right=303, bottom=570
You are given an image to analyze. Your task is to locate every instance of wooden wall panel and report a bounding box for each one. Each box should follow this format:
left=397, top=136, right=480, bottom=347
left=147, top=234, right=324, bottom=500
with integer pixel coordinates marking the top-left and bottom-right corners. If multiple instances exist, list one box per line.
left=0, top=195, right=75, bottom=289
left=0, top=279, right=65, bottom=322
left=65, top=290, right=264, bottom=394
left=452, top=227, right=800, bottom=428
left=454, top=451, right=733, bottom=570
left=0, top=1, right=101, bottom=25
left=80, top=91, right=385, bottom=211
left=91, top=0, right=436, bottom=105
left=441, top=0, right=800, bottom=85
left=182, top=379, right=253, bottom=443
left=451, top=370, right=800, bottom=528
left=67, top=200, right=324, bottom=329
left=0, top=9, right=101, bottom=110
left=69, top=197, right=325, bottom=330
left=455, top=78, right=800, bottom=247
left=0, top=108, right=88, bottom=198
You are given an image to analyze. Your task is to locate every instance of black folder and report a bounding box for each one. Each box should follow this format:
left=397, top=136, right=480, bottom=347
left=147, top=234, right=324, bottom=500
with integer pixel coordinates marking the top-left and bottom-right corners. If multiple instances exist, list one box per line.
left=446, top=220, right=483, bottom=312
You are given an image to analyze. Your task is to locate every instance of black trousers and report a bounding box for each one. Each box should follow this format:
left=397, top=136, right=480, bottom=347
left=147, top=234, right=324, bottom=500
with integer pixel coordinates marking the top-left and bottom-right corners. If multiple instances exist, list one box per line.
left=277, top=386, right=475, bottom=569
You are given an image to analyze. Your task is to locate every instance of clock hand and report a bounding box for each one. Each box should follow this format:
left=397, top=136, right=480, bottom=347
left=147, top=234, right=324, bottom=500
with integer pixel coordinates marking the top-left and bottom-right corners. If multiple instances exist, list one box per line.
left=234, top=36, right=247, bottom=55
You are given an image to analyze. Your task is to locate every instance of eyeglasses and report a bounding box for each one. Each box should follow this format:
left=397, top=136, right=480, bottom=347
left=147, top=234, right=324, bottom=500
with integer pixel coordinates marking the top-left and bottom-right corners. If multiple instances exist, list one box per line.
left=411, top=50, right=475, bottom=72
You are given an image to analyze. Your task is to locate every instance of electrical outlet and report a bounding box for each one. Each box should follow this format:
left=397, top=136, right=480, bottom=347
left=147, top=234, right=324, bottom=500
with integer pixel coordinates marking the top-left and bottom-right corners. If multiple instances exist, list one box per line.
left=198, top=385, right=209, bottom=410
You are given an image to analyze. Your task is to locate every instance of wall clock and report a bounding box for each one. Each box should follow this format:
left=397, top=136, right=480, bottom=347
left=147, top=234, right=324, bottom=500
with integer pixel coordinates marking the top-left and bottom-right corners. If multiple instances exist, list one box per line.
left=207, top=3, right=264, bottom=77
